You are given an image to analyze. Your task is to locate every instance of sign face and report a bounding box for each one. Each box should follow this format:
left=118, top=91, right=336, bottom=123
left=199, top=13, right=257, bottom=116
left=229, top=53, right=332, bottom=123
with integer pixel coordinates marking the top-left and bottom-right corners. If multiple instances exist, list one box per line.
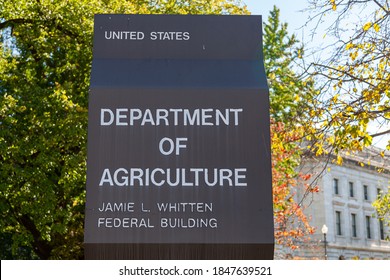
left=85, top=14, right=274, bottom=259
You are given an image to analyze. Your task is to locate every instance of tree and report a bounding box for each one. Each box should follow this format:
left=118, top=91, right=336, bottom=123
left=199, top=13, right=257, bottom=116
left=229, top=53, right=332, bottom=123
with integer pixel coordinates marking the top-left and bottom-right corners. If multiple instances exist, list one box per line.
left=305, top=0, right=390, bottom=224
left=264, top=7, right=319, bottom=249
left=0, top=0, right=249, bottom=259
left=373, top=190, right=390, bottom=235
left=264, top=7, right=317, bottom=126
left=304, top=0, right=390, bottom=153
left=270, top=121, right=318, bottom=250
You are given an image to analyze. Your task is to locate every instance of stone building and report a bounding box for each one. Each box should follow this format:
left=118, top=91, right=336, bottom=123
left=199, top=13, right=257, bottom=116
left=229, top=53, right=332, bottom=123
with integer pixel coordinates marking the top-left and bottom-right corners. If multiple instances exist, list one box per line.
left=280, top=147, right=390, bottom=260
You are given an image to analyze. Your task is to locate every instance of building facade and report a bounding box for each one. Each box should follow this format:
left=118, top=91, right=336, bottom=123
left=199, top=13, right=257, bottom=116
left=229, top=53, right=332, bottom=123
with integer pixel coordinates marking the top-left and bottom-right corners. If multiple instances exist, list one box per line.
left=280, top=148, right=390, bottom=260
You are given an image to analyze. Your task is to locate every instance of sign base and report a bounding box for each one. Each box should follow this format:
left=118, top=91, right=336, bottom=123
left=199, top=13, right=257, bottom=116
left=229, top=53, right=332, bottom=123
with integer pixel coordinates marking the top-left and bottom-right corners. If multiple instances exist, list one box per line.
left=85, top=243, right=274, bottom=260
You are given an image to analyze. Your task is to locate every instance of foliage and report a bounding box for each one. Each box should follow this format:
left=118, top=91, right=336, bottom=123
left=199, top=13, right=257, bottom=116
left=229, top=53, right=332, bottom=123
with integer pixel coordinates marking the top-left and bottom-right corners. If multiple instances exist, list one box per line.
left=271, top=121, right=317, bottom=249
left=264, top=7, right=317, bottom=126
left=305, top=0, right=390, bottom=153
left=373, top=190, right=390, bottom=229
left=264, top=7, right=319, bottom=249
left=306, top=0, right=390, bottom=224
left=0, top=0, right=248, bottom=259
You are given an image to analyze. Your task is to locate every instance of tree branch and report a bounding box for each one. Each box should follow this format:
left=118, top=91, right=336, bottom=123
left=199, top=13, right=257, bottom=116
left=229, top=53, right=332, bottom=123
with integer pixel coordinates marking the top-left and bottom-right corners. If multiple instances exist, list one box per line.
left=0, top=17, right=85, bottom=44
left=0, top=18, right=34, bottom=30
left=19, top=214, right=53, bottom=259
left=373, top=0, right=390, bottom=14
left=370, top=129, right=390, bottom=138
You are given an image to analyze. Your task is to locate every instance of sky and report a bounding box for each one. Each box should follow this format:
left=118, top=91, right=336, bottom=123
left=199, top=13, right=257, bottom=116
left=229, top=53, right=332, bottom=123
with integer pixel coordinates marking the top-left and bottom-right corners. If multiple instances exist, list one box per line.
left=243, top=0, right=390, bottom=150
left=244, top=0, right=310, bottom=33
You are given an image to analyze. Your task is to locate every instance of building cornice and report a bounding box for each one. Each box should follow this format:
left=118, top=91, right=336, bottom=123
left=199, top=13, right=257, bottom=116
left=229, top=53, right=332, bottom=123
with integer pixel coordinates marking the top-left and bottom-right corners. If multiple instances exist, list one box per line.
left=302, top=146, right=390, bottom=176
left=328, top=243, right=390, bottom=253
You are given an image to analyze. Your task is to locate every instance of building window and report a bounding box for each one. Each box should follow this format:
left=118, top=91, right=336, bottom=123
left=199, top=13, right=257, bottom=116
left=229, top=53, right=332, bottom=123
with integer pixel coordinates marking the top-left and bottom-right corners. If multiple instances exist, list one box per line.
left=336, top=211, right=342, bottom=235
left=351, top=214, right=357, bottom=237
left=380, top=220, right=385, bottom=240
left=377, top=188, right=382, bottom=198
left=363, top=185, right=369, bottom=201
left=333, top=178, right=339, bottom=195
left=366, top=216, right=371, bottom=239
left=349, top=182, right=354, bottom=197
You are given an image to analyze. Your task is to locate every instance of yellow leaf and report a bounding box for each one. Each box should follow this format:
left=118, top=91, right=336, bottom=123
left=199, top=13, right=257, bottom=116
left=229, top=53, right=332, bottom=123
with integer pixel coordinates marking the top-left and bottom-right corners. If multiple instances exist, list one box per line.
left=373, top=23, right=380, bottom=32
left=349, top=51, right=358, bottom=61
left=336, top=155, right=343, bottom=165
left=363, top=22, right=372, bottom=31
left=316, top=146, right=324, bottom=156
left=346, top=42, right=354, bottom=50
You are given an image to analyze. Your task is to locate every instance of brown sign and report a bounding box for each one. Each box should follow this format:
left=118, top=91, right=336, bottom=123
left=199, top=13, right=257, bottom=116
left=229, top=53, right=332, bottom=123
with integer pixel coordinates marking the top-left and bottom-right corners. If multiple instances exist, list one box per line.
left=85, top=14, right=274, bottom=259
